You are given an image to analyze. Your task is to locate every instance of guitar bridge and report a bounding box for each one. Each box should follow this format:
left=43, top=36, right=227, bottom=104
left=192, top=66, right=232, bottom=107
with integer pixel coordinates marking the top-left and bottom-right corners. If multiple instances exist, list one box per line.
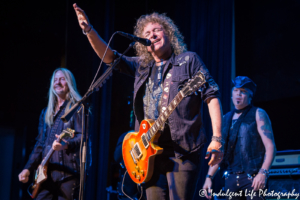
left=130, top=150, right=137, bottom=164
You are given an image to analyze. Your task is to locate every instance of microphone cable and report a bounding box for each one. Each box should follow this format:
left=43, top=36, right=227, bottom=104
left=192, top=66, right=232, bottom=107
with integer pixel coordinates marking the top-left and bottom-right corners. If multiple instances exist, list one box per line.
left=88, top=31, right=118, bottom=90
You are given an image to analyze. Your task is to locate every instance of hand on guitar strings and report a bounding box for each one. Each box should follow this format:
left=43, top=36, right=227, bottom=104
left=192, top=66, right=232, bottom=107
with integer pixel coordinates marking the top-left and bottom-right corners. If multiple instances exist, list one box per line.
left=52, top=134, right=68, bottom=151
left=18, top=169, right=30, bottom=183
left=205, top=140, right=224, bottom=166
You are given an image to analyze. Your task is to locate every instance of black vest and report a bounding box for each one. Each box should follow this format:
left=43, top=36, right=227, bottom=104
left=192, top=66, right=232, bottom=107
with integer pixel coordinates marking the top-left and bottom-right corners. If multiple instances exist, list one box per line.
left=221, top=106, right=265, bottom=174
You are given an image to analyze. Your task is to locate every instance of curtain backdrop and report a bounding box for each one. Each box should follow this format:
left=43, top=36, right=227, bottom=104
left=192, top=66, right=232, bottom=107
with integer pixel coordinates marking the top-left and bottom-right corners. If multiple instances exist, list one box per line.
left=187, top=1, right=234, bottom=198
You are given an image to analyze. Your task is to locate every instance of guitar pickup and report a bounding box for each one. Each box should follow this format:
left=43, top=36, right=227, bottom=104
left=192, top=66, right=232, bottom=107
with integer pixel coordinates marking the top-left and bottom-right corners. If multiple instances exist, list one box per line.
left=141, top=134, right=149, bottom=149
left=133, top=143, right=143, bottom=159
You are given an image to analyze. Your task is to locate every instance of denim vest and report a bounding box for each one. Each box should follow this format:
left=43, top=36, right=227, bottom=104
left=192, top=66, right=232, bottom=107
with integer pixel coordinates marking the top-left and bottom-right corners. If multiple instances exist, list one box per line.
left=221, top=106, right=265, bottom=174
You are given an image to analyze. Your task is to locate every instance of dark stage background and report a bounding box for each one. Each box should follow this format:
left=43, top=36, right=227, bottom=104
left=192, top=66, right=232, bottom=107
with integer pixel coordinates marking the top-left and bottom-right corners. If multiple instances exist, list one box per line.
left=0, top=0, right=299, bottom=200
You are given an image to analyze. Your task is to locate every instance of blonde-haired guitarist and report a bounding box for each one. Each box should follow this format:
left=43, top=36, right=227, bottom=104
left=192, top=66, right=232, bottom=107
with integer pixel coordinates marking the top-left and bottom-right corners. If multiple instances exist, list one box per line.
left=18, top=68, right=82, bottom=200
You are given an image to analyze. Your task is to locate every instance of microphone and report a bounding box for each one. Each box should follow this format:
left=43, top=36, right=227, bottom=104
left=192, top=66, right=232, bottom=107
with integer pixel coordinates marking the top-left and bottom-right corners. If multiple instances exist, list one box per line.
left=117, top=31, right=151, bottom=46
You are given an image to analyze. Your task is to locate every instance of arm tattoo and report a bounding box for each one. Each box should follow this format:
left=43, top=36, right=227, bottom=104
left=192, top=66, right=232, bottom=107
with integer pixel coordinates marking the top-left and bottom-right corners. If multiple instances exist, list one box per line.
left=258, top=109, right=274, bottom=140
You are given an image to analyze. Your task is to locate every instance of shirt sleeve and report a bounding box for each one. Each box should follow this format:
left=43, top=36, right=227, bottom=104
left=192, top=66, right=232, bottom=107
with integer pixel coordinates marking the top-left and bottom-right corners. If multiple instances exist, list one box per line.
left=23, top=109, right=45, bottom=172
left=111, top=50, right=140, bottom=77
left=191, top=53, right=221, bottom=102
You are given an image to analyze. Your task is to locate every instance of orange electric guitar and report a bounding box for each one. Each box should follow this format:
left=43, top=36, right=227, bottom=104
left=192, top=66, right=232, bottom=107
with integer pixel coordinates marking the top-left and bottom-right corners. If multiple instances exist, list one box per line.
left=122, top=70, right=206, bottom=184
left=29, top=128, right=75, bottom=198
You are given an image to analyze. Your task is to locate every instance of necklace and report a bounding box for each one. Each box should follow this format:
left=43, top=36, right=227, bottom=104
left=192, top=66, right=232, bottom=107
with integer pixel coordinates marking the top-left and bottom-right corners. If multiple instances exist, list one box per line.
left=157, top=60, right=163, bottom=80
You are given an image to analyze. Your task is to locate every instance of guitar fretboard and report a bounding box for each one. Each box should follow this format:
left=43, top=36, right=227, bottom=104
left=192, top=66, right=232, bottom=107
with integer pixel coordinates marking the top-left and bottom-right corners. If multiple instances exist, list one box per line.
left=41, top=138, right=62, bottom=166
left=146, top=91, right=184, bottom=141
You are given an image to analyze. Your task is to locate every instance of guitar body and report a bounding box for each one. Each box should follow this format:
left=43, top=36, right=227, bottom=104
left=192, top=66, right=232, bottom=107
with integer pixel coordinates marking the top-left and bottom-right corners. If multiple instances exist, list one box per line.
left=122, top=119, right=163, bottom=184
left=31, top=164, right=48, bottom=198
left=28, top=128, right=75, bottom=199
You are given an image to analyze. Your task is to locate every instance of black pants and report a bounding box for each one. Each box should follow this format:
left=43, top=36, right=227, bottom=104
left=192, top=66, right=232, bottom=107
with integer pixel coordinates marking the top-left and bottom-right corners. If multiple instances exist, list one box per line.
left=36, top=178, right=78, bottom=200
left=225, top=173, right=265, bottom=200
left=144, top=151, right=201, bottom=200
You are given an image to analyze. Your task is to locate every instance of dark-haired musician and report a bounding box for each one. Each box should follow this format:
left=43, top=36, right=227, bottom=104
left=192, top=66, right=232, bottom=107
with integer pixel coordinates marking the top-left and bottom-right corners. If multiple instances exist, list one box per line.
left=203, top=76, right=276, bottom=200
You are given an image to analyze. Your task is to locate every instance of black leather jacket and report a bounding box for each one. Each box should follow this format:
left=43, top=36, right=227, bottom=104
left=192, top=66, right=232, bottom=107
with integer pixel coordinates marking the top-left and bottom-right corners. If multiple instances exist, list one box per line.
left=24, top=101, right=82, bottom=182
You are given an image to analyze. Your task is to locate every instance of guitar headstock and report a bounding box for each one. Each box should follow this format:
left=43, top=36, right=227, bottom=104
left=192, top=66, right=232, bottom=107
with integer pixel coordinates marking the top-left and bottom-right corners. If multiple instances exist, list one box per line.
left=181, top=71, right=206, bottom=97
left=59, top=128, right=75, bottom=139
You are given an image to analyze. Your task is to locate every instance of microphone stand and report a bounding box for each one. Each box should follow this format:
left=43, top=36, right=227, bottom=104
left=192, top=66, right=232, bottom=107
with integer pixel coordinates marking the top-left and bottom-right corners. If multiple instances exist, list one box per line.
left=61, top=42, right=135, bottom=200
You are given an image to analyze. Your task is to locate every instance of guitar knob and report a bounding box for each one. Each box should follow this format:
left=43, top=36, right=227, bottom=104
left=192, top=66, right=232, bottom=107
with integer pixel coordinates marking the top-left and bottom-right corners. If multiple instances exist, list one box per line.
left=136, top=175, right=141, bottom=180
left=135, top=166, right=140, bottom=172
left=140, top=170, right=144, bottom=176
left=132, top=171, right=136, bottom=177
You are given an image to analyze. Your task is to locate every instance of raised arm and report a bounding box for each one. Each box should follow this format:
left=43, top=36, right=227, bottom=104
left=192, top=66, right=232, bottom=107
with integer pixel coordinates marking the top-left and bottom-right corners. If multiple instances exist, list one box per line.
left=73, top=3, right=115, bottom=63
left=252, top=108, right=277, bottom=191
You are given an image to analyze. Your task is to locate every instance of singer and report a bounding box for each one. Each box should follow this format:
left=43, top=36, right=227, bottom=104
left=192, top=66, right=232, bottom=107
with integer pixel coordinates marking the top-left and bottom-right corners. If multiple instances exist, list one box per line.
left=74, top=3, right=223, bottom=200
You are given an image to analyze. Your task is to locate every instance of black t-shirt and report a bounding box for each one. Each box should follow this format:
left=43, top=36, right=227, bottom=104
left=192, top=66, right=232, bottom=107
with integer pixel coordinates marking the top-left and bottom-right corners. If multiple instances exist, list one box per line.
left=228, top=119, right=243, bottom=172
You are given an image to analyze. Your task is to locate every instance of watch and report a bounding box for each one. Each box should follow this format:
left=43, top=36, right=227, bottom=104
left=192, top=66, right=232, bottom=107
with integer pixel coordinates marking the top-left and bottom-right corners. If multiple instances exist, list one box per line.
left=206, top=174, right=213, bottom=179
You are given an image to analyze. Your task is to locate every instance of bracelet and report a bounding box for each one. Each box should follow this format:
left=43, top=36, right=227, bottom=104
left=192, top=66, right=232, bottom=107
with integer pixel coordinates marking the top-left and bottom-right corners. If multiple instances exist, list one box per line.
left=82, top=25, right=93, bottom=35
left=206, top=174, right=213, bottom=179
left=212, top=136, right=224, bottom=144
left=259, top=168, right=269, bottom=177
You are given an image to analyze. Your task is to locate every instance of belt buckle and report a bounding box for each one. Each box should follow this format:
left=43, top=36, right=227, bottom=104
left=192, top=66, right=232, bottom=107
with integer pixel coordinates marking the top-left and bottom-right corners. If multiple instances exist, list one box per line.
left=234, top=171, right=244, bottom=174
left=223, top=171, right=230, bottom=179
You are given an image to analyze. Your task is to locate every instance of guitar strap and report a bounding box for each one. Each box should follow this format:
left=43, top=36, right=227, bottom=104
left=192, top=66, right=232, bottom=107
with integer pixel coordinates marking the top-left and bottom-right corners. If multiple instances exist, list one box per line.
left=46, top=106, right=66, bottom=147
left=160, top=67, right=173, bottom=124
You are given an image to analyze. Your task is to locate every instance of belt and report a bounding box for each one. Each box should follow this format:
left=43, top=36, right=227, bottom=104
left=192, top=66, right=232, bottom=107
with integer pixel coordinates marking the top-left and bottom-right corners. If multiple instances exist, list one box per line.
left=230, top=171, right=244, bottom=174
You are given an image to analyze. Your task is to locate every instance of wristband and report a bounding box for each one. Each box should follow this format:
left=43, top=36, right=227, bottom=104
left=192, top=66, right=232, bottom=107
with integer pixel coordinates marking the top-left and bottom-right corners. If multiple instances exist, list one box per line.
left=83, top=25, right=93, bottom=35
left=206, top=174, right=213, bottom=179
left=212, top=136, right=224, bottom=144
left=259, top=168, right=269, bottom=177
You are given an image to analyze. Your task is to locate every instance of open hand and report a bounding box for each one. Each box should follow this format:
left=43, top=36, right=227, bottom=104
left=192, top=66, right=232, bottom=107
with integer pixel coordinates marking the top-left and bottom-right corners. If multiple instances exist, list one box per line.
left=252, top=173, right=267, bottom=191
left=73, top=3, right=92, bottom=32
left=205, top=141, right=223, bottom=166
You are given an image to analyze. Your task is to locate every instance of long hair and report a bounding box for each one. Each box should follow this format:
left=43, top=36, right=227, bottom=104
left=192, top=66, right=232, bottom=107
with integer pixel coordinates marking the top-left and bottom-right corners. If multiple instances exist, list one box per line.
left=134, top=12, right=187, bottom=66
left=45, top=68, right=82, bottom=126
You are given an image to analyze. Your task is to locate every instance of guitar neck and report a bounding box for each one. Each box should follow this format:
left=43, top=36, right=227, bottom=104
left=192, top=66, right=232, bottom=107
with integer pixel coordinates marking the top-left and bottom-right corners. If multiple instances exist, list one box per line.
left=41, top=138, right=62, bottom=166
left=147, top=91, right=184, bottom=141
